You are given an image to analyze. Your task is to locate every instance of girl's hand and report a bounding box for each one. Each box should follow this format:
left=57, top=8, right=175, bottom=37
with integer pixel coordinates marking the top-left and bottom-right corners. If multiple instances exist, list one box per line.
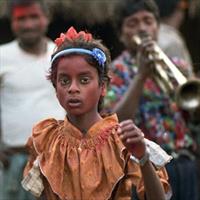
left=117, top=119, right=146, bottom=159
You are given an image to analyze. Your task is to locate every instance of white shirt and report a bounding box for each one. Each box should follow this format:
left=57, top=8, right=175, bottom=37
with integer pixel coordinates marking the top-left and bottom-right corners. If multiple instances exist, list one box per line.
left=0, top=40, right=65, bottom=146
left=158, top=23, right=193, bottom=76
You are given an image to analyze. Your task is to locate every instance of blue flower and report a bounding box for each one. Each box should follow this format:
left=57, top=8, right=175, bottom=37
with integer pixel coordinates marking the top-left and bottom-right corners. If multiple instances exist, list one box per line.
left=92, top=48, right=106, bottom=67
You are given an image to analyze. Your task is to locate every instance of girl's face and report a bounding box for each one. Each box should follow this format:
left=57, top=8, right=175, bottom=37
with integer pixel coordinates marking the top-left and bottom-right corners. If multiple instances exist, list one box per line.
left=56, top=54, right=105, bottom=118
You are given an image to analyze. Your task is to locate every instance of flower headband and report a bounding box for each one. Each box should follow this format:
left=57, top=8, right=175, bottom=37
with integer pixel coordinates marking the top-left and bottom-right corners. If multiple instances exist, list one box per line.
left=54, top=26, right=93, bottom=47
left=51, top=48, right=106, bottom=67
left=51, top=26, right=106, bottom=68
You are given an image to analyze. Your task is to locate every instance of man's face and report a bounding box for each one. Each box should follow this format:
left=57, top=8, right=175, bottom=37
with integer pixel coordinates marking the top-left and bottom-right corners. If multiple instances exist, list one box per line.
left=11, top=3, right=49, bottom=46
left=120, top=10, right=159, bottom=52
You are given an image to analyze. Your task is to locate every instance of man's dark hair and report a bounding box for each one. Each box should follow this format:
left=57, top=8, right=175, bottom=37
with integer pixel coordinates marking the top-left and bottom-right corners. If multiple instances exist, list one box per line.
left=114, top=0, right=160, bottom=33
left=154, top=0, right=180, bottom=18
left=7, top=0, right=49, bottom=17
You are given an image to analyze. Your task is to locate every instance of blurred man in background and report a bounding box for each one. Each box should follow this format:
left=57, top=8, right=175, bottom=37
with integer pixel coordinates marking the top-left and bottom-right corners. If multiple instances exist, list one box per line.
left=0, top=0, right=64, bottom=199
left=155, top=0, right=193, bottom=76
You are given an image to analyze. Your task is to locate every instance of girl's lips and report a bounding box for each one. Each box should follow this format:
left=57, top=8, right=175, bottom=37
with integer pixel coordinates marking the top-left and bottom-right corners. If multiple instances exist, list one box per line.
left=67, top=99, right=82, bottom=107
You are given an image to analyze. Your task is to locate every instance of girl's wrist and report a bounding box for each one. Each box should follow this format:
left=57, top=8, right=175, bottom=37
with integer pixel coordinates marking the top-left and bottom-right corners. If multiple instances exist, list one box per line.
left=130, top=146, right=150, bottom=166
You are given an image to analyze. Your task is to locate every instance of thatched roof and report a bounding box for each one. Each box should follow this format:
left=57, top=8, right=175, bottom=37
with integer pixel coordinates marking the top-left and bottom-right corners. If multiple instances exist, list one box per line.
left=0, top=0, right=121, bottom=24
left=0, top=0, right=199, bottom=24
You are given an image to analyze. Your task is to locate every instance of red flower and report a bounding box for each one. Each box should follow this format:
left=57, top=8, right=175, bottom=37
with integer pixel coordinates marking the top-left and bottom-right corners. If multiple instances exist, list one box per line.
left=78, top=31, right=92, bottom=41
left=54, top=26, right=93, bottom=48
left=65, top=26, right=78, bottom=40
left=54, top=33, right=66, bottom=47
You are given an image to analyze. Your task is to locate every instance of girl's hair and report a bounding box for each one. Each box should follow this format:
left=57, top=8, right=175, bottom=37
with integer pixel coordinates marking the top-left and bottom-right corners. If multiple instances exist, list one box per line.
left=47, top=27, right=111, bottom=112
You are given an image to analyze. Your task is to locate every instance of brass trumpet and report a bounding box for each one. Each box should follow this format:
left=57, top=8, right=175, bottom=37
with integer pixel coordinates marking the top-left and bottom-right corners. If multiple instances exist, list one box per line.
left=132, top=34, right=200, bottom=111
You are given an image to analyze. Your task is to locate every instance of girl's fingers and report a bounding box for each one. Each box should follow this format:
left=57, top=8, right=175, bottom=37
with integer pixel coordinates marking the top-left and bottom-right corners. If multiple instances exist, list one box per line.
left=120, top=130, right=144, bottom=143
left=118, top=120, right=143, bottom=134
left=119, top=120, right=138, bottom=132
left=119, top=119, right=133, bottom=127
left=118, top=120, right=145, bottom=144
left=125, top=133, right=144, bottom=144
left=118, top=130, right=144, bottom=145
left=117, top=120, right=133, bottom=135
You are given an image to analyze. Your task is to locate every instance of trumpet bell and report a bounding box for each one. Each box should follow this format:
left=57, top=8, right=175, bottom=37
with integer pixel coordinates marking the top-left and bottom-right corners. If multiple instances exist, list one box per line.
left=132, top=34, right=200, bottom=113
left=176, top=79, right=200, bottom=110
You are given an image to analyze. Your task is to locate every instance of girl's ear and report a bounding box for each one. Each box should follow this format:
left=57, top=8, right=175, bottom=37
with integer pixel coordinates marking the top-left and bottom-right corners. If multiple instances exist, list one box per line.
left=101, top=82, right=107, bottom=97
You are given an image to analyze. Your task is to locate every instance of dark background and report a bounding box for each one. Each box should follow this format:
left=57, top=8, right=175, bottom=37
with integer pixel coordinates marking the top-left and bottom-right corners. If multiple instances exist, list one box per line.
left=0, top=9, right=199, bottom=74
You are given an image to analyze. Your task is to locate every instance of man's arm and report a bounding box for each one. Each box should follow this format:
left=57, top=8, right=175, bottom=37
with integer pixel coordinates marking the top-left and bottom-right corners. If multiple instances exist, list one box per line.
left=113, top=73, right=147, bottom=121
left=111, top=37, right=156, bottom=121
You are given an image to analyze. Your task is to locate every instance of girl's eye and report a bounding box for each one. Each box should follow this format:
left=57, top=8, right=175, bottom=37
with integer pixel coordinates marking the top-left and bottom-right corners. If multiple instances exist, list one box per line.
left=80, top=77, right=90, bottom=84
left=59, top=77, right=70, bottom=86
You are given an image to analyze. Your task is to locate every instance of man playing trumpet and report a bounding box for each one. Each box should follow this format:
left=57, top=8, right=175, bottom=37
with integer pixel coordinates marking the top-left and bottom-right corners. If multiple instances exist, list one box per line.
left=104, top=0, right=199, bottom=199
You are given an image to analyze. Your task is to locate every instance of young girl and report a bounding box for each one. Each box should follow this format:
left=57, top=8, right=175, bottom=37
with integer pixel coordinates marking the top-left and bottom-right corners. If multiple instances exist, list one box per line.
left=22, top=27, right=171, bottom=200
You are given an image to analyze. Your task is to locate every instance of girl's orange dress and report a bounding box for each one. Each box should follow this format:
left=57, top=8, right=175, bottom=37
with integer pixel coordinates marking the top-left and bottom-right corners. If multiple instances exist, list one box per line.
left=22, top=114, right=170, bottom=200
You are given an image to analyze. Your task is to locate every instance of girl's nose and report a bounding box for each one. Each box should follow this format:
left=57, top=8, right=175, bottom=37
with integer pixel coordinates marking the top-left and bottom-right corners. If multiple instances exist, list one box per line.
left=68, top=81, right=80, bottom=94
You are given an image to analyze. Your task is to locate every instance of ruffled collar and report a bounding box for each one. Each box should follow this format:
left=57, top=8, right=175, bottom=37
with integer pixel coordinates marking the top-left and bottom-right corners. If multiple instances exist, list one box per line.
left=32, top=114, right=128, bottom=200
left=63, top=114, right=119, bottom=139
